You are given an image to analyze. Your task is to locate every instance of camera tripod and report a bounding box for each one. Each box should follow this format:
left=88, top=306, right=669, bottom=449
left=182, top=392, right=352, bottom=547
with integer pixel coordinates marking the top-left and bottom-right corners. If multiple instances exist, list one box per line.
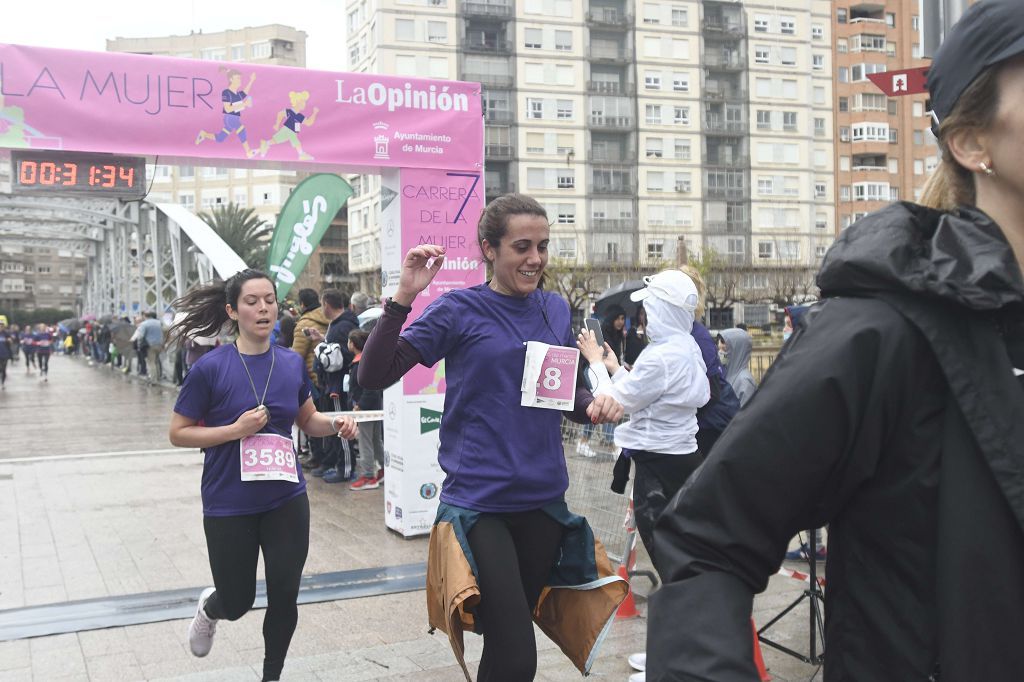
left=757, top=529, right=826, bottom=665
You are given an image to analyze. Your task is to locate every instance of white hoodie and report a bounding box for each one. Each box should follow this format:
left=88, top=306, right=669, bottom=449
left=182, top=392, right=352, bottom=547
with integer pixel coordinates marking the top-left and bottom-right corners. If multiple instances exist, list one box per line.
left=592, top=295, right=710, bottom=455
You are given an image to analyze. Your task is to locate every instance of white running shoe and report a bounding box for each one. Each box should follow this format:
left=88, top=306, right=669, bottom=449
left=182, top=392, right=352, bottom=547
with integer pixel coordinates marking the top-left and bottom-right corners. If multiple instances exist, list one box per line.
left=188, top=587, right=218, bottom=657
left=576, top=441, right=597, bottom=458
left=629, top=672, right=646, bottom=682
left=628, top=652, right=646, bottom=671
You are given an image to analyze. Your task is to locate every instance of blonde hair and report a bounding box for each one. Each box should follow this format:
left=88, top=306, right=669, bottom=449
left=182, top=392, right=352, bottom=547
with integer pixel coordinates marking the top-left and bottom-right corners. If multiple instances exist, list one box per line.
left=919, top=65, right=1003, bottom=211
left=288, top=90, right=310, bottom=109
left=677, top=264, right=706, bottom=320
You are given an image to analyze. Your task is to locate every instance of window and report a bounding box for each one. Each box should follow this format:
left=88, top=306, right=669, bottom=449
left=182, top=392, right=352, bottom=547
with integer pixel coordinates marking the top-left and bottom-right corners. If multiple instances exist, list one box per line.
left=179, top=193, right=195, bottom=208
left=779, top=240, right=800, bottom=260
left=815, top=182, right=826, bottom=198
left=554, top=204, right=576, bottom=224
left=890, top=187, right=900, bottom=201
left=526, top=132, right=544, bottom=153
left=555, top=237, right=577, bottom=259
left=646, top=137, right=663, bottom=158
left=839, top=96, right=849, bottom=112
left=837, top=38, right=848, bottom=54
left=556, top=100, right=573, bottom=120
left=779, top=17, right=795, bottom=35
left=673, top=106, right=689, bottom=125
left=815, top=214, right=828, bottom=230
left=395, top=19, right=415, bottom=41
left=851, top=34, right=886, bottom=52
left=851, top=63, right=886, bottom=82
left=851, top=122, right=889, bottom=142
left=674, top=172, right=691, bottom=193
left=886, top=13, right=896, bottom=27
left=557, top=170, right=575, bottom=188
left=200, top=47, right=226, bottom=61
left=643, top=3, right=660, bottom=24
left=645, top=73, right=662, bottom=90
left=674, top=139, right=691, bottom=160
left=779, top=47, right=797, bottom=66
left=647, top=171, right=664, bottom=192
left=606, top=243, right=620, bottom=263
left=913, top=15, right=920, bottom=31
left=646, top=240, right=664, bottom=261
left=754, top=47, right=770, bottom=64
left=528, top=98, right=543, bottom=119
left=524, top=28, right=542, bottom=49
left=837, top=8, right=847, bottom=24
left=816, top=245, right=828, bottom=258
left=231, top=45, right=246, bottom=60
left=813, top=54, right=824, bottom=70
left=671, top=7, right=687, bottom=27
left=672, top=73, right=689, bottom=92
left=814, top=117, right=826, bottom=137
left=554, top=30, right=572, bottom=51
left=889, top=129, right=898, bottom=144
left=427, top=21, right=447, bottom=43
left=646, top=104, right=662, bottom=124
left=756, top=110, right=771, bottom=130
left=888, top=99, right=898, bottom=115
left=179, top=165, right=194, bottom=178
left=811, top=25, right=823, bottom=40
left=839, top=126, right=850, bottom=142
left=813, top=87, right=826, bottom=105
left=754, top=15, right=769, bottom=33
left=853, top=182, right=890, bottom=201
left=758, top=241, right=774, bottom=259
left=783, top=111, right=797, bottom=132
left=914, top=130, right=924, bottom=146
left=758, top=177, right=774, bottom=195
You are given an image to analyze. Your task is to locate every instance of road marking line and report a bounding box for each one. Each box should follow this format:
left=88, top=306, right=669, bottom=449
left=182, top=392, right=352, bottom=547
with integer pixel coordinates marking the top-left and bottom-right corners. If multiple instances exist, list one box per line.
left=2, top=448, right=189, bottom=464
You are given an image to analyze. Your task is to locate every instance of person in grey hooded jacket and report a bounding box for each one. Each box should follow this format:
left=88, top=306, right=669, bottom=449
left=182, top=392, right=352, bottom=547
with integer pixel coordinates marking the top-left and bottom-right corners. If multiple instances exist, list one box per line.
left=717, top=328, right=756, bottom=407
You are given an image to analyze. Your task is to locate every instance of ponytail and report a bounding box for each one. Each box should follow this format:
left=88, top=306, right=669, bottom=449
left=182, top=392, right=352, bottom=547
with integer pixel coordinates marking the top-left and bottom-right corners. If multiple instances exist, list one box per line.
left=918, top=161, right=958, bottom=212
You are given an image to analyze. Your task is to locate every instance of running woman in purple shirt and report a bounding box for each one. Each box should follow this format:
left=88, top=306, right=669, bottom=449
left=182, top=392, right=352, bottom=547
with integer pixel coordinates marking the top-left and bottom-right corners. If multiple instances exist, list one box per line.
left=360, top=195, right=624, bottom=680
left=195, top=69, right=258, bottom=158
left=167, top=269, right=357, bottom=682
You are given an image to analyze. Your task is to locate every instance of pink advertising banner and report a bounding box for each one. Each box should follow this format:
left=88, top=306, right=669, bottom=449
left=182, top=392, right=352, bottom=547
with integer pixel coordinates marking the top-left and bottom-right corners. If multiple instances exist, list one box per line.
left=399, top=167, right=485, bottom=396
left=0, top=44, right=483, bottom=172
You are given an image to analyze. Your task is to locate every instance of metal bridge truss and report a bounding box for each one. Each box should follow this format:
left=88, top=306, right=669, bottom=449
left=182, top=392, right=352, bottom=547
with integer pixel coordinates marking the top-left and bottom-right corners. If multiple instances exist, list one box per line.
left=0, top=194, right=245, bottom=316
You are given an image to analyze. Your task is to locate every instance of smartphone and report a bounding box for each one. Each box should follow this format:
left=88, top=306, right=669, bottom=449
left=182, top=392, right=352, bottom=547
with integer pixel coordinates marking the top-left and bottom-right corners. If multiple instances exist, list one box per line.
left=303, top=328, right=313, bottom=337
left=583, top=318, right=605, bottom=349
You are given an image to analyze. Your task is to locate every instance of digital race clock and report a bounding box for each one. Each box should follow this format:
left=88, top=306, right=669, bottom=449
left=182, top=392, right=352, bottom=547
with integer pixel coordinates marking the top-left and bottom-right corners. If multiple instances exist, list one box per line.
left=10, top=150, right=147, bottom=199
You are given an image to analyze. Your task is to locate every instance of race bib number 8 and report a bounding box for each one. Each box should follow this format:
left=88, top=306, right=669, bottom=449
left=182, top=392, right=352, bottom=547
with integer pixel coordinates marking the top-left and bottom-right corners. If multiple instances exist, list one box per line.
left=239, top=433, right=299, bottom=483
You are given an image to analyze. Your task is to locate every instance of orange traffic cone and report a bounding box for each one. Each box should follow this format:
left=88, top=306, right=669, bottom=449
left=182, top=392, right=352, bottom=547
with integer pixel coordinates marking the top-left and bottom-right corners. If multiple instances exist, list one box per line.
left=751, top=619, right=772, bottom=681
left=615, top=564, right=640, bottom=619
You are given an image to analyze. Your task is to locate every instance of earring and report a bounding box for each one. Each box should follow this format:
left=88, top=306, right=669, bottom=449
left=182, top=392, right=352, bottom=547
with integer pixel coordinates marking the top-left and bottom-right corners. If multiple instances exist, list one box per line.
left=979, top=161, right=996, bottom=176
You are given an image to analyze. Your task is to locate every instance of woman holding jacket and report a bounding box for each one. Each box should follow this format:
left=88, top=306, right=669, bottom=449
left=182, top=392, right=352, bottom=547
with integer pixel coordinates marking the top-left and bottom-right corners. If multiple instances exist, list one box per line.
left=647, top=2, right=1024, bottom=680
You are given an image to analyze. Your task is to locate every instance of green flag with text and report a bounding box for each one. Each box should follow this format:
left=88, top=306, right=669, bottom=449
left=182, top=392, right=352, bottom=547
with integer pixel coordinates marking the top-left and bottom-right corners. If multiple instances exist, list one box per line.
left=266, top=174, right=353, bottom=300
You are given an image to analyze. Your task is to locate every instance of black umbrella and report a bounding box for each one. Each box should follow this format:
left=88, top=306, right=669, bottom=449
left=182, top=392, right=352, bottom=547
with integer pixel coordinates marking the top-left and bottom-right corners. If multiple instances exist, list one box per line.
left=58, top=318, right=82, bottom=332
left=594, top=279, right=646, bottom=320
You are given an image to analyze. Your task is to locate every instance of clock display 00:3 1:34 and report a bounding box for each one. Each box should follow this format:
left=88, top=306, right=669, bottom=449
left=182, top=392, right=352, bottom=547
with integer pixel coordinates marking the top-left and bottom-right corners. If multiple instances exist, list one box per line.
left=17, top=159, right=136, bottom=189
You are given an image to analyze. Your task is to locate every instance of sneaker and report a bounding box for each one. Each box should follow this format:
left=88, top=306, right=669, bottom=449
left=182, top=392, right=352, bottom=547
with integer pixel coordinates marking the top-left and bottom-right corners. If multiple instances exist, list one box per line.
left=323, top=468, right=350, bottom=483
left=300, top=458, right=322, bottom=471
left=628, top=652, right=646, bottom=672
left=350, top=475, right=381, bottom=491
left=576, top=441, right=597, bottom=458
left=318, top=467, right=339, bottom=481
left=784, top=543, right=827, bottom=562
left=375, top=468, right=385, bottom=483
left=188, top=587, right=218, bottom=657
left=629, top=672, right=645, bottom=682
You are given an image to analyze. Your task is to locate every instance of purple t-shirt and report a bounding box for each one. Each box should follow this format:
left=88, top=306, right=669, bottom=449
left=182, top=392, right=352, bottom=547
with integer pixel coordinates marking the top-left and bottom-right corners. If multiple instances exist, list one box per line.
left=174, top=344, right=312, bottom=516
left=401, top=284, right=574, bottom=513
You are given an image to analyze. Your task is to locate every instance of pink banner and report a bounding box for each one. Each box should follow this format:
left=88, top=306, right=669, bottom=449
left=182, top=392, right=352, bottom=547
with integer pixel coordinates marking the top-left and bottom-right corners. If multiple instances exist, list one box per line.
left=0, top=43, right=483, bottom=172
left=399, top=167, right=486, bottom=395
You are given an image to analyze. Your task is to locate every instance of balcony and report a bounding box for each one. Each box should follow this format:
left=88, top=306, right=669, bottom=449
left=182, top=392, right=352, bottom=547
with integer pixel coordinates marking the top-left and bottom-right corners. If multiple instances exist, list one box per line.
left=463, top=0, right=513, bottom=18
left=586, top=8, right=633, bottom=27
left=587, top=80, right=635, bottom=95
left=705, top=186, right=748, bottom=200
left=588, top=114, right=634, bottom=130
left=485, top=109, right=514, bottom=123
left=463, top=72, right=513, bottom=88
left=703, top=86, right=747, bottom=101
left=704, top=119, right=748, bottom=135
left=702, top=19, right=745, bottom=36
left=591, top=181, right=637, bottom=194
left=591, top=147, right=637, bottom=163
left=703, top=220, right=751, bottom=234
left=485, top=180, right=516, bottom=197
left=592, top=217, right=638, bottom=231
left=851, top=165, right=888, bottom=172
left=485, top=143, right=514, bottom=160
left=589, top=46, right=630, bottom=63
left=705, top=156, right=750, bottom=168
left=463, top=37, right=512, bottom=54
left=704, top=54, right=744, bottom=70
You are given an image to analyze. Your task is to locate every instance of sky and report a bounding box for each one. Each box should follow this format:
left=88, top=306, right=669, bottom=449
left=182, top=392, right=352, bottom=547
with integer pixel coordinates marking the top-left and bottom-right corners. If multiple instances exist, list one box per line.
left=1, top=0, right=348, bottom=71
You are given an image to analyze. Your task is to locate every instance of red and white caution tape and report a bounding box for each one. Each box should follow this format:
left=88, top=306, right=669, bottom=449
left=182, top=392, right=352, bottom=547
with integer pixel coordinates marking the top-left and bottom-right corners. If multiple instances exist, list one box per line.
left=776, top=565, right=826, bottom=588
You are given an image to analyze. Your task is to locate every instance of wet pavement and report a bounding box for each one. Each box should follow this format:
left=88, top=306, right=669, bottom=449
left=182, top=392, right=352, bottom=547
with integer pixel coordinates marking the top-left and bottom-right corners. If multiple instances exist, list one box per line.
left=0, top=354, right=822, bottom=681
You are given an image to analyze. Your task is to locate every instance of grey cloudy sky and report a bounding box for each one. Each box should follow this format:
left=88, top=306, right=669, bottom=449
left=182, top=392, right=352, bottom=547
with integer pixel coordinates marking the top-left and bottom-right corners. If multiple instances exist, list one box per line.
left=1, top=0, right=348, bottom=71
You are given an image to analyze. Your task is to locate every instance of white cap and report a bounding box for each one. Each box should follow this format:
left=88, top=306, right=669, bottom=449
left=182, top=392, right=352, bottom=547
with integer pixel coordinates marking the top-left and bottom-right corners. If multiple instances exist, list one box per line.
left=630, top=270, right=699, bottom=311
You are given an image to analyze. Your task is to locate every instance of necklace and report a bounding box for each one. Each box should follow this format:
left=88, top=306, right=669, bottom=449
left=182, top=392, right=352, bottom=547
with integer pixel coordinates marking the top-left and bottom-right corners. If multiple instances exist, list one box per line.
left=235, top=343, right=275, bottom=418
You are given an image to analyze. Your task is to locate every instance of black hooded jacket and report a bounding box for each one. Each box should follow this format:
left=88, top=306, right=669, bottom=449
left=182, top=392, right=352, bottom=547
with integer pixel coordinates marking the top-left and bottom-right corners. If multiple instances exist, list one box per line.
left=648, top=203, right=1024, bottom=681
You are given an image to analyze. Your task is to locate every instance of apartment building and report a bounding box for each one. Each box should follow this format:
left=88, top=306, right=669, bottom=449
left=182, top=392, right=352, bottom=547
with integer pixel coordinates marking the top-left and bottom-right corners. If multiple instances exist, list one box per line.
left=107, top=26, right=308, bottom=234
left=0, top=242, right=87, bottom=314
left=832, top=1, right=934, bottom=232
left=345, top=0, right=835, bottom=301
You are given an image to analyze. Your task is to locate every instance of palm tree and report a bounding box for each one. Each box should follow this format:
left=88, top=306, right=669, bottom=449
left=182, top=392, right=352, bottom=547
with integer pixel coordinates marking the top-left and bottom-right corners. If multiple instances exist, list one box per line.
left=199, top=203, right=273, bottom=269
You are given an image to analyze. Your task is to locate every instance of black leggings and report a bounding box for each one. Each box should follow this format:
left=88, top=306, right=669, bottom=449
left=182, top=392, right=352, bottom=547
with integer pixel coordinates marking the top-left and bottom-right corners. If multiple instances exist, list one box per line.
left=0, top=358, right=7, bottom=385
left=631, top=450, right=705, bottom=569
left=466, top=509, right=565, bottom=682
left=202, top=493, right=310, bottom=681
left=37, top=352, right=50, bottom=375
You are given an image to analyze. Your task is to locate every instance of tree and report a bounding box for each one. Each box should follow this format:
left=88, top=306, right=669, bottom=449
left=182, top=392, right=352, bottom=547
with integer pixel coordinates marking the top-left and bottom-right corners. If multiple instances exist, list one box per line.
left=199, top=203, right=273, bottom=269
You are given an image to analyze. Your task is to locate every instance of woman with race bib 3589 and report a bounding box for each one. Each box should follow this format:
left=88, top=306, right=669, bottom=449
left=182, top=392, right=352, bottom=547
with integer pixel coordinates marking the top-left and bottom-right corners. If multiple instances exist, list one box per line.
left=167, top=269, right=356, bottom=682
